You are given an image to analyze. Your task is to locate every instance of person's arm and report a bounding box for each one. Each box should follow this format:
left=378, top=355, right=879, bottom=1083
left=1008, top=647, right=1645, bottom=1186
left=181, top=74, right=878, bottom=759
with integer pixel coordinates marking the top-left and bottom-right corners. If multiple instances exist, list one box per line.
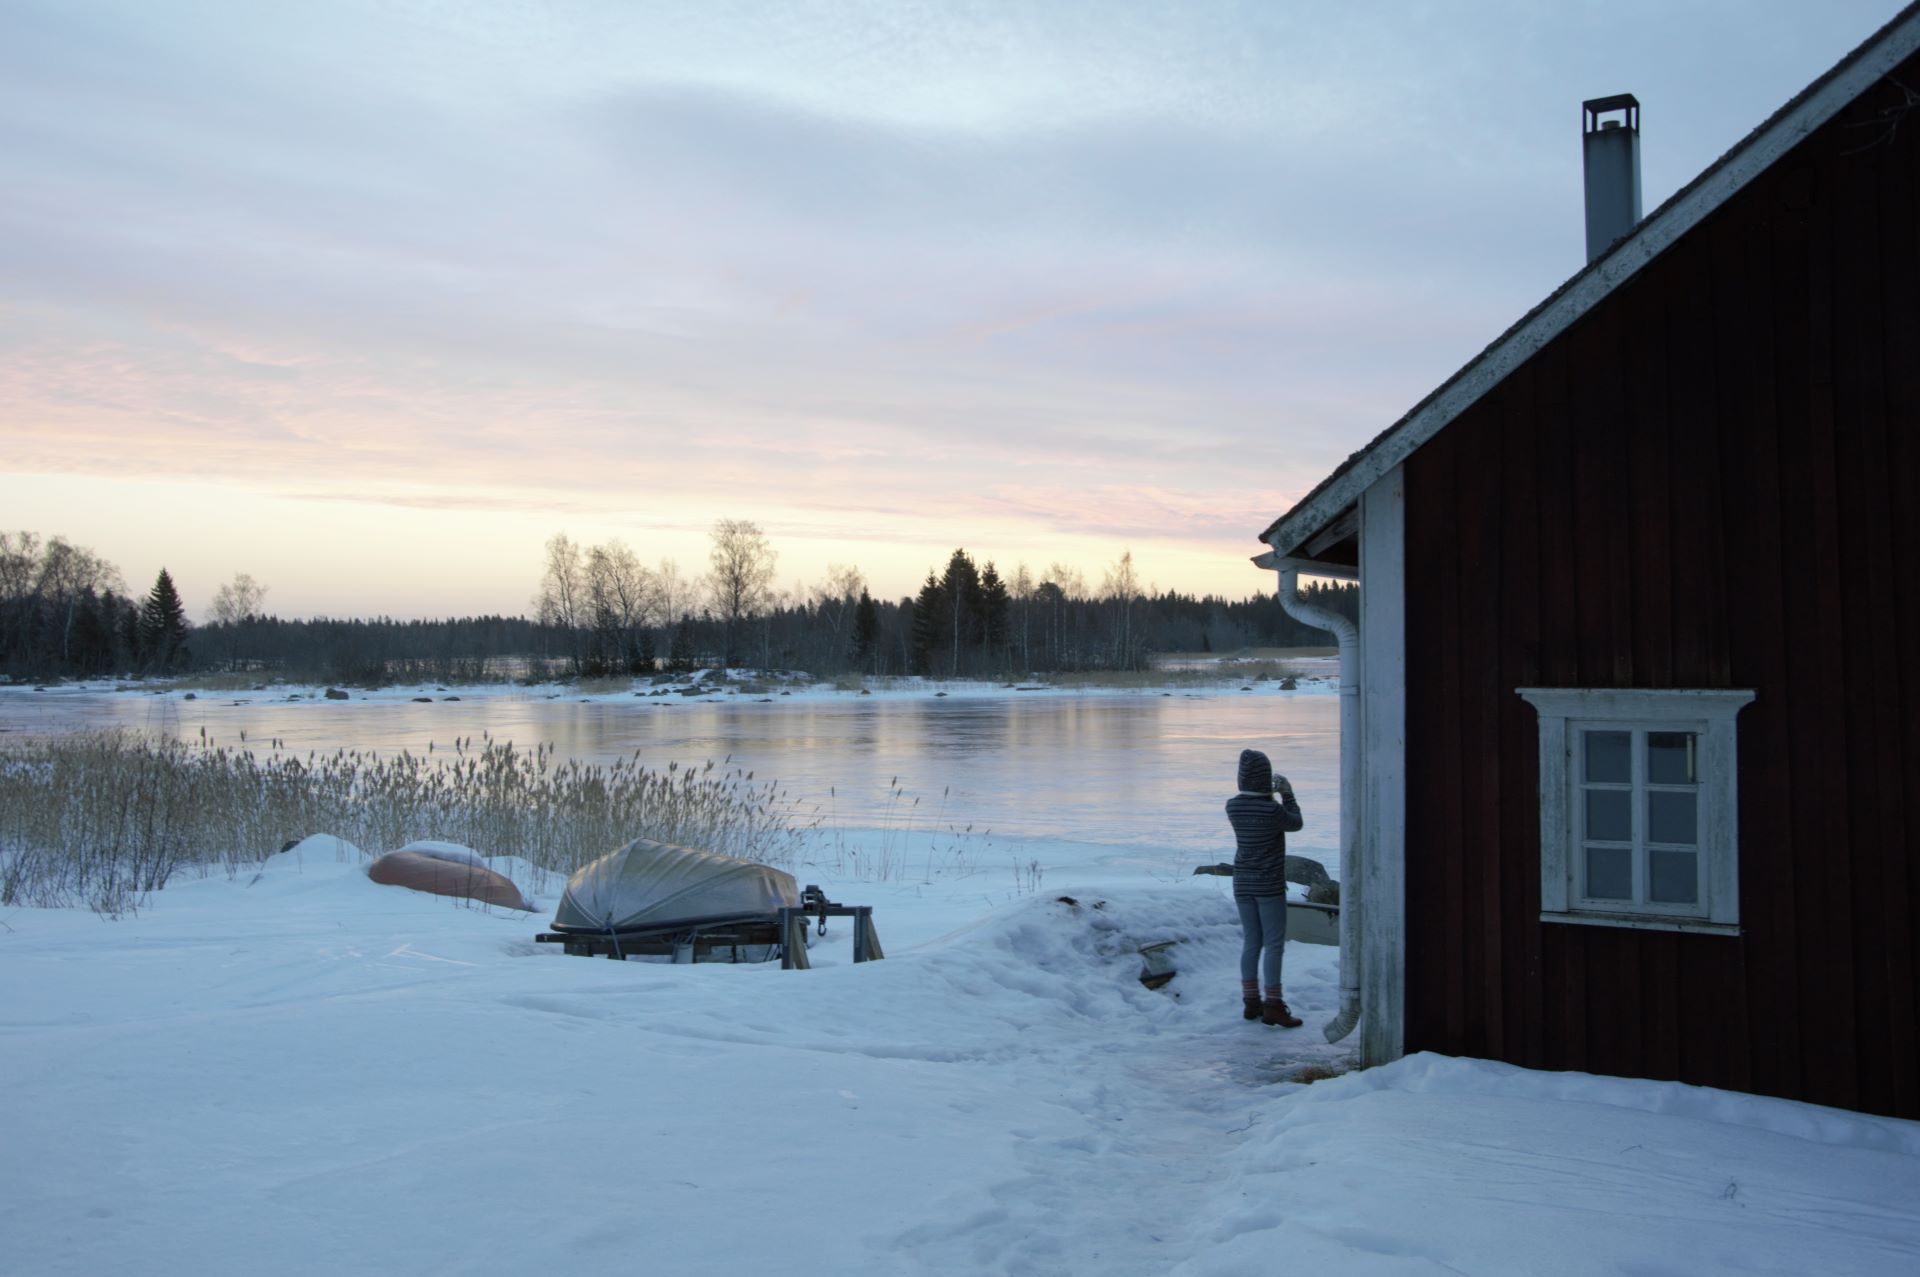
left=1273, top=775, right=1304, bottom=833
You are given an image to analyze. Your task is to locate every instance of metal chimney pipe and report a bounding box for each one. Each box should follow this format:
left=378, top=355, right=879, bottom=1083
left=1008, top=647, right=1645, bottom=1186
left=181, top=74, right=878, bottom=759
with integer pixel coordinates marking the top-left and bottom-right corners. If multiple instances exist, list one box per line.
left=1583, top=94, right=1641, bottom=262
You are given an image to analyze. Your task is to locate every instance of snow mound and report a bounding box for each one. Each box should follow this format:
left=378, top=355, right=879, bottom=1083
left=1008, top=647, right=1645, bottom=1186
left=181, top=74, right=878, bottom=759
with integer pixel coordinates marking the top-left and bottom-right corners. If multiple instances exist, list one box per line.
left=394, top=839, right=486, bottom=868
left=890, top=887, right=1246, bottom=1024
left=282, top=833, right=365, bottom=862
left=1179, top=1052, right=1920, bottom=1277
left=1312, top=1052, right=1920, bottom=1156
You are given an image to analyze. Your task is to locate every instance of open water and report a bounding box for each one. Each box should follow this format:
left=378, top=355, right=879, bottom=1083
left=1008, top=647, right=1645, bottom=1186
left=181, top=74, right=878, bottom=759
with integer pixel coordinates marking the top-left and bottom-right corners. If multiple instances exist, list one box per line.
left=0, top=687, right=1340, bottom=862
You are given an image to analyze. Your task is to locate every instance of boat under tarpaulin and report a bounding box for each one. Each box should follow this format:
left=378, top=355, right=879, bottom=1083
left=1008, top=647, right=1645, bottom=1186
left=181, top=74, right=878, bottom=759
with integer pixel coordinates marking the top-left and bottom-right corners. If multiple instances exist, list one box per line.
left=545, top=837, right=800, bottom=962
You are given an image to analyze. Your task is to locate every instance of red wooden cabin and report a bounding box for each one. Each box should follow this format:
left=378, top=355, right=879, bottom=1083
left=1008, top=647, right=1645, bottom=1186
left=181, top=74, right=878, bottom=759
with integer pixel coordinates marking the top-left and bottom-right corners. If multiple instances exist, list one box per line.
left=1258, top=4, right=1920, bottom=1118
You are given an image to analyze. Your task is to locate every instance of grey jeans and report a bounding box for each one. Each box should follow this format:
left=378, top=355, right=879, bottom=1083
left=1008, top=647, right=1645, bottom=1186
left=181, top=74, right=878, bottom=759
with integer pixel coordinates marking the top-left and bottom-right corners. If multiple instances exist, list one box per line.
left=1236, top=895, right=1289, bottom=990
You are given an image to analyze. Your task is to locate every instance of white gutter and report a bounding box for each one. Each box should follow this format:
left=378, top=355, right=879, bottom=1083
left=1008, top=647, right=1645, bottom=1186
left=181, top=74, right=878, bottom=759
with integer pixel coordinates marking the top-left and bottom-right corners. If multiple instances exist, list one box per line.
left=1255, top=550, right=1362, bottom=1044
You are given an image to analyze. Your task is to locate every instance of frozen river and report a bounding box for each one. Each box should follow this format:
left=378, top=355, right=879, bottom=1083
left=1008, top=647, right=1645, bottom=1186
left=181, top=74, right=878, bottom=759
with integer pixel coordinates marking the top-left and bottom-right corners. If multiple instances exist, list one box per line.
left=0, top=684, right=1341, bottom=866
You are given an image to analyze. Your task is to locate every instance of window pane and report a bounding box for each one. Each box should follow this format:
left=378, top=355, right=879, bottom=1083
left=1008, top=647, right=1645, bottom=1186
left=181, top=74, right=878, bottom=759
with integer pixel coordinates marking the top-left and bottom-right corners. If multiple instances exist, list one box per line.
left=1586, top=789, right=1631, bottom=841
left=1585, top=730, right=1631, bottom=784
left=1648, top=790, right=1697, bottom=845
left=1585, top=846, right=1632, bottom=900
left=1648, top=732, right=1698, bottom=785
left=1650, top=850, right=1699, bottom=904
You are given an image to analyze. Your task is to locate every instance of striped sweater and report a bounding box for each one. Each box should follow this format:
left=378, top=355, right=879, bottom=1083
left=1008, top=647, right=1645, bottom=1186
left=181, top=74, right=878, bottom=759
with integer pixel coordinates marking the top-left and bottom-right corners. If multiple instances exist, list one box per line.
left=1226, top=749, right=1303, bottom=900
left=1226, top=791, right=1304, bottom=899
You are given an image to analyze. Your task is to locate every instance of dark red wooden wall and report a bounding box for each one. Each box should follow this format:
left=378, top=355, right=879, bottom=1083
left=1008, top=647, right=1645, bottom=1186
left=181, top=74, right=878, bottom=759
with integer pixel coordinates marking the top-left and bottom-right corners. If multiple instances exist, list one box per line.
left=1400, top=54, right=1920, bottom=1118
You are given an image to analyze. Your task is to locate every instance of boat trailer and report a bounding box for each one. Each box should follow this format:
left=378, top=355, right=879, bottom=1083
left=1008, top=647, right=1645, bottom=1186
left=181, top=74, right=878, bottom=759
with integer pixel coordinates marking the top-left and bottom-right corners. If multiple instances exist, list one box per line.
left=535, top=885, right=883, bottom=969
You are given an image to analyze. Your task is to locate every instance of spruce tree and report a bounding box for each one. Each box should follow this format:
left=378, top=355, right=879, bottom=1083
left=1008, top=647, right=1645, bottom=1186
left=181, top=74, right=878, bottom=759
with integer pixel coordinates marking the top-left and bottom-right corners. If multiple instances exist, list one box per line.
left=668, top=614, right=696, bottom=671
left=119, top=600, right=143, bottom=669
left=71, top=590, right=113, bottom=676
left=940, top=549, right=980, bottom=674
left=849, top=588, right=879, bottom=673
left=910, top=573, right=945, bottom=675
left=977, top=562, right=1010, bottom=665
left=139, top=568, right=190, bottom=673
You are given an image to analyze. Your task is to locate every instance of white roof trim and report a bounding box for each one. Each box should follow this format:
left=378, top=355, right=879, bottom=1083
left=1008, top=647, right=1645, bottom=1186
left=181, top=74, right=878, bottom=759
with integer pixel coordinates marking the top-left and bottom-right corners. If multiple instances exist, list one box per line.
left=1262, top=5, right=1920, bottom=557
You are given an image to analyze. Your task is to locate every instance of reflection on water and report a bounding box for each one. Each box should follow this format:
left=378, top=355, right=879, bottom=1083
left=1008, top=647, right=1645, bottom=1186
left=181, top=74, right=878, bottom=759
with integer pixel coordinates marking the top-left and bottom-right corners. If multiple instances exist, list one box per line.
left=0, top=691, right=1339, bottom=856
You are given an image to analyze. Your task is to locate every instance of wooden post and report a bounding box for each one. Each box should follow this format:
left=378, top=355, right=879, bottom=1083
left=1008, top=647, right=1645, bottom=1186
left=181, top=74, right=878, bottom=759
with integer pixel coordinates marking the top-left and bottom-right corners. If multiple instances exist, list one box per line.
left=780, top=909, right=811, bottom=970
left=854, top=907, right=885, bottom=962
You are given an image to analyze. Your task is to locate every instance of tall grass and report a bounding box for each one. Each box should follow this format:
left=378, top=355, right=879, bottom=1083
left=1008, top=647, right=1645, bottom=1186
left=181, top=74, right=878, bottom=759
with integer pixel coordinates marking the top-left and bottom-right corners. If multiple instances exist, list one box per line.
left=810, top=778, right=1016, bottom=891
left=817, top=777, right=924, bottom=881
left=0, top=732, right=816, bottom=916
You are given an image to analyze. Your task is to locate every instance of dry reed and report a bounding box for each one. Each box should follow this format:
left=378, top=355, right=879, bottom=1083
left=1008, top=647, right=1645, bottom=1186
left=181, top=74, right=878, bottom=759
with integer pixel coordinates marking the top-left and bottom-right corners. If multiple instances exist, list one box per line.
left=0, top=732, right=816, bottom=916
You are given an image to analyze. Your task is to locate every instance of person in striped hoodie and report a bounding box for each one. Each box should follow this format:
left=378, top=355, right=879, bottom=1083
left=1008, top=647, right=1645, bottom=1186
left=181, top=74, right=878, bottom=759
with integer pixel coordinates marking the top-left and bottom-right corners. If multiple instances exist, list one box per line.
left=1226, top=748, right=1305, bottom=1027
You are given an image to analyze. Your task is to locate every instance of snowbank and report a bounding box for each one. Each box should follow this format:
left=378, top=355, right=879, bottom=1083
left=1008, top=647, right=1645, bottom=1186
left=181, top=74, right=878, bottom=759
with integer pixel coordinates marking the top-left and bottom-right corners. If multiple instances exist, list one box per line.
left=2, top=847, right=1914, bottom=1276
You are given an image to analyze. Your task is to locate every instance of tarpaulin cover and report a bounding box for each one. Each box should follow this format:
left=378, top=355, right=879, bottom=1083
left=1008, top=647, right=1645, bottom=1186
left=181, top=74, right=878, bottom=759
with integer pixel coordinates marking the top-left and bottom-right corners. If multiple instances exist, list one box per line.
left=552, top=838, right=799, bottom=933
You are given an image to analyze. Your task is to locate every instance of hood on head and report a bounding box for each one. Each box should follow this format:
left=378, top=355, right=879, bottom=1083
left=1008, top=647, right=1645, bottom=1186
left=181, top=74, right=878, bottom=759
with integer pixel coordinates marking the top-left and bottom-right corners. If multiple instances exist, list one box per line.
left=1237, top=749, right=1273, bottom=794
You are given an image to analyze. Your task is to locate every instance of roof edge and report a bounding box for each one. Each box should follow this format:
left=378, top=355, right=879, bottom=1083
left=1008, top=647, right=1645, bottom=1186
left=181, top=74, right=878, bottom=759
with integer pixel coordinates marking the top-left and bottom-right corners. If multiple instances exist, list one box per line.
left=1259, top=1, right=1920, bottom=557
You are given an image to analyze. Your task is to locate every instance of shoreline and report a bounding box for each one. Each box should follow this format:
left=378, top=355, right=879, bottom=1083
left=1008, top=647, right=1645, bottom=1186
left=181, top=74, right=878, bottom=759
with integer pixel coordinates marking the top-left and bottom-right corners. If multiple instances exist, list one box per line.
left=0, top=657, right=1342, bottom=709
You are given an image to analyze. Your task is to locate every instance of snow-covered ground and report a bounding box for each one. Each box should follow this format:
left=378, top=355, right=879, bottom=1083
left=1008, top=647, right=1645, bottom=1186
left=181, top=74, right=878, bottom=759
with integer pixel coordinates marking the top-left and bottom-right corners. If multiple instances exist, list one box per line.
left=4, top=833, right=1917, bottom=1276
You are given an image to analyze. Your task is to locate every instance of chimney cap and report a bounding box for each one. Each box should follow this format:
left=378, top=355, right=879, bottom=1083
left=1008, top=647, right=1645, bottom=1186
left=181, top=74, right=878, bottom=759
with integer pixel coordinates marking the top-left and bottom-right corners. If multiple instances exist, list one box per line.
left=1583, top=93, right=1640, bottom=133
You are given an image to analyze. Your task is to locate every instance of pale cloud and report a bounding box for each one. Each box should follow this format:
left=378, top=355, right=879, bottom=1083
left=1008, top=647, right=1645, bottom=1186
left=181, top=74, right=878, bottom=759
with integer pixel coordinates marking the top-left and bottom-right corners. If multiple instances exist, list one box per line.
left=0, top=0, right=1903, bottom=614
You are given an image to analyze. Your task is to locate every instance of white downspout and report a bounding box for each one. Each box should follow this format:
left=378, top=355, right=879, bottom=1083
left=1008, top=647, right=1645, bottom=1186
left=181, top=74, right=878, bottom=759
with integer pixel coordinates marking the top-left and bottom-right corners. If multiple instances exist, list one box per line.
left=1259, top=552, right=1362, bottom=1044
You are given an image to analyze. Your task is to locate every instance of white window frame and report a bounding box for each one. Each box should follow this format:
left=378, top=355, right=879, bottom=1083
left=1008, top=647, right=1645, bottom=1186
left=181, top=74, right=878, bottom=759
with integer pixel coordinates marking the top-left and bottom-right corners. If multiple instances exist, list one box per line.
left=1517, top=688, right=1754, bottom=936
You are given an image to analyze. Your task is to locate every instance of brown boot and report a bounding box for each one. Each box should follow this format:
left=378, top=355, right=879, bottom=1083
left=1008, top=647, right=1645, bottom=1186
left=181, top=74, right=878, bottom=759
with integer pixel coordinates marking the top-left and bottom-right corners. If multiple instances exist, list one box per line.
left=1261, top=995, right=1303, bottom=1028
left=1242, top=996, right=1263, bottom=1021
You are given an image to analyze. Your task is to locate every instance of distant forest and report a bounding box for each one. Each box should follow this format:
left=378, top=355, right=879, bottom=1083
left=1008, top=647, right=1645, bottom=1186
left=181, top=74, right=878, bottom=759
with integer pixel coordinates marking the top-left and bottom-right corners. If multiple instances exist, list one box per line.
left=1, top=528, right=1357, bottom=685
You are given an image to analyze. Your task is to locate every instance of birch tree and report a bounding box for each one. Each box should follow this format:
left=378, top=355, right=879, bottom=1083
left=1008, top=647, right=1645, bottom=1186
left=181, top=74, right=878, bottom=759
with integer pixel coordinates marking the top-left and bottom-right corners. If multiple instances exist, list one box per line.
left=707, top=519, right=777, bottom=668
left=1011, top=562, right=1034, bottom=673
left=810, top=564, right=865, bottom=655
left=584, top=539, right=655, bottom=673
left=533, top=533, right=586, bottom=674
left=41, top=538, right=123, bottom=669
left=1044, top=562, right=1085, bottom=671
left=208, top=573, right=269, bottom=671
left=1102, top=549, right=1139, bottom=670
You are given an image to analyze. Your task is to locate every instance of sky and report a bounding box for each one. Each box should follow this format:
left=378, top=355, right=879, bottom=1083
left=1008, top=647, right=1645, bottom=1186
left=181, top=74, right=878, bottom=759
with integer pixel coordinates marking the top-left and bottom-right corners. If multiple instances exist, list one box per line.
left=0, top=0, right=1908, bottom=620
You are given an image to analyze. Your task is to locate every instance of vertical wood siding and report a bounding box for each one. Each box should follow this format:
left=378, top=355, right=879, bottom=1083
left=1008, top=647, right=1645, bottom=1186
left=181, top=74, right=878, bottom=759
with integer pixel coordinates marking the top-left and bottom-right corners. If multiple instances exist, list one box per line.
left=1400, top=57, right=1920, bottom=1118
